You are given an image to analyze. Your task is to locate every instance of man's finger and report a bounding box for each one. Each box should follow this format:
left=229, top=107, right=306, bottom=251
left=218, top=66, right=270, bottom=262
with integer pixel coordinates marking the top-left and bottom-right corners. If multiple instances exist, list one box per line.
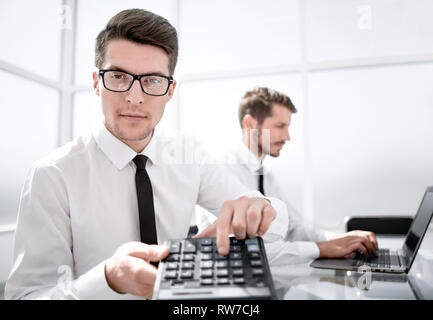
left=368, top=233, right=379, bottom=251
left=231, top=198, right=248, bottom=240
left=132, top=257, right=160, bottom=298
left=128, top=243, right=170, bottom=262
left=245, top=201, right=264, bottom=238
left=257, top=204, right=276, bottom=236
left=216, top=202, right=234, bottom=255
left=193, top=222, right=217, bottom=239
left=350, top=241, right=368, bottom=256
left=361, top=237, right=376, bottom=256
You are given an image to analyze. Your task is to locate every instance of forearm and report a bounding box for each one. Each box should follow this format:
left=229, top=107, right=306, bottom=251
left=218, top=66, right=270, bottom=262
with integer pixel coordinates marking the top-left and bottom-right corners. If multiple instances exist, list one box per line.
left=6, top=260, right=126, bottom=300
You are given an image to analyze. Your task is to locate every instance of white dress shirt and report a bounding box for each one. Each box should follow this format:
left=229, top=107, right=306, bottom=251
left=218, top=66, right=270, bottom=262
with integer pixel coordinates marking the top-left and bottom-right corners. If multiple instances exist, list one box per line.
left=196, top=140, right=333, bottom=266
left=5, top=125, right=288, bottom=300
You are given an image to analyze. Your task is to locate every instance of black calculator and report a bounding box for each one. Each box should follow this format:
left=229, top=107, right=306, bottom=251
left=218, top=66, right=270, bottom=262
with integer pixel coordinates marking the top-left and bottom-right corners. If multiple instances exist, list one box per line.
left=152, top=237, right=276, bottom=300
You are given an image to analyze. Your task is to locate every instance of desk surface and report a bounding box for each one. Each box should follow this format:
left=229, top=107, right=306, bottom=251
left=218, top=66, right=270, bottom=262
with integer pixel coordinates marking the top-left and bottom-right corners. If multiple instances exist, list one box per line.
left=270, top=230, right=433, bottom=300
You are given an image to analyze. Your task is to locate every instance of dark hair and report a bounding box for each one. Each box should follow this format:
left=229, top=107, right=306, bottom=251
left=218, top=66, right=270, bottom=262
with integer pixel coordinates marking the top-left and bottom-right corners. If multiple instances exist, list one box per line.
left=95, top=8, right=178, bottom=75
left=238, top=87, right=297, bottom=128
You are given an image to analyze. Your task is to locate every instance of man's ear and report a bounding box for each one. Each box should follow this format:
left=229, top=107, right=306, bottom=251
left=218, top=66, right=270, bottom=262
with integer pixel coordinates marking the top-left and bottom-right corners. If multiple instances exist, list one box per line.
left=166, top=79, right=176, bottom=101
left=242, top=114, right=259, bottom=130
left=92, top=72, right=100, bottom=96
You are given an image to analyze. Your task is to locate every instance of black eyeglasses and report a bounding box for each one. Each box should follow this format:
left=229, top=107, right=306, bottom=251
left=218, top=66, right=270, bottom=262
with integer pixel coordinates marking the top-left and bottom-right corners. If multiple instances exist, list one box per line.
left=99, top=69, right=174, bottom=96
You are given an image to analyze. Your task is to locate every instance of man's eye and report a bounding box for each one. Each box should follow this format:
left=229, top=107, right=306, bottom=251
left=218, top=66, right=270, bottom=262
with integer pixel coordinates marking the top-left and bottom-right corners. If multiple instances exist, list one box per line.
left=112, top=73, right=126, bottom=80
left=146, top=77, right=161, bottom=84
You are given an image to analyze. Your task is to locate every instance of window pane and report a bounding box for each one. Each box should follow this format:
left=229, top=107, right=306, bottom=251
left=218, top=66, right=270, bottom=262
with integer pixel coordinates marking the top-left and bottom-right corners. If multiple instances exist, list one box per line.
left=309, top=63, right=433, bottom=229
left=178, top=74, right=305, bottom=213
left=0, top=0, right=62, bottom=80
left=178, top=0, right=300, bottom=75
left=0, top=71, right=59, bottom=225
left=74, top=0, right=176, bottom=86
left=306, top=0, right=433, bottom=62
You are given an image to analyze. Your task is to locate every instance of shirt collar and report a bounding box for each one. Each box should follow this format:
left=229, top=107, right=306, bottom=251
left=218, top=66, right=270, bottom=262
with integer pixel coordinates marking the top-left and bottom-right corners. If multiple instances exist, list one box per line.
left=93, top=124, right=160, bottom=170
left=236, top=139, right=263, bottom=173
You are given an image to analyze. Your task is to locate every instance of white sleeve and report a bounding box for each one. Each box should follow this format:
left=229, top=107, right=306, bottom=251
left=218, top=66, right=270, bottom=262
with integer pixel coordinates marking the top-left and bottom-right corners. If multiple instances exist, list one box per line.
left=5, top=163, right=120, bottom=300
left=264, top=239, right=320, bottom=266
left=195, top=143, right=288, bottom=240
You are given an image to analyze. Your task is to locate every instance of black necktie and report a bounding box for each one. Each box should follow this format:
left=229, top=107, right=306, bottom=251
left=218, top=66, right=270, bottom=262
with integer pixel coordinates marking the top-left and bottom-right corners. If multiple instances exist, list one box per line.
left=133, top=155, right=158, bottom=245
left=258, top=167, right=265, bottom=196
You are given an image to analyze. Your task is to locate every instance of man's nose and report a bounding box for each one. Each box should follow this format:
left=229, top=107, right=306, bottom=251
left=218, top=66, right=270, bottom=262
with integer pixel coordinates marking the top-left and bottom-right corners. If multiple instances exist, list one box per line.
left=283, top=129, right=291, bottom=141
left=125, top=79, right=145, bottom=104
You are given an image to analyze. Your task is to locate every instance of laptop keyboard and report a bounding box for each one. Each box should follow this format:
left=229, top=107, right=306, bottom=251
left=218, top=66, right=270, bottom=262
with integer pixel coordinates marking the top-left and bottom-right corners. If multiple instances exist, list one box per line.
left=152, top=237, right=276, bottom=299
left=351, top=249, right=401, bottom=269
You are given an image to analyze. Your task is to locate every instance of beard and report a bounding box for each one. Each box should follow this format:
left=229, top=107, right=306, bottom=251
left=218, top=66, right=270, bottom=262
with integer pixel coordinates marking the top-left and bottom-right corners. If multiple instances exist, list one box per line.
left=104, top=113, right=154, bottom=143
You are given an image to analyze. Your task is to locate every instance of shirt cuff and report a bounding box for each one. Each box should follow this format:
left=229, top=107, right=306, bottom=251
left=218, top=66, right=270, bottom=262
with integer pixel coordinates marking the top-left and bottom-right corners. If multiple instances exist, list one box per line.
left=264, top=196, right=288, bottom=239
left=73, top=260, right=125, bottom=300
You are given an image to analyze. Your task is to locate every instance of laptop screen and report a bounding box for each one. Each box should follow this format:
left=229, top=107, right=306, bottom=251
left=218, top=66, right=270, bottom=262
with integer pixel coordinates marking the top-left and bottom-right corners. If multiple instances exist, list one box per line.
left=402, top=187, right=433, bottom=268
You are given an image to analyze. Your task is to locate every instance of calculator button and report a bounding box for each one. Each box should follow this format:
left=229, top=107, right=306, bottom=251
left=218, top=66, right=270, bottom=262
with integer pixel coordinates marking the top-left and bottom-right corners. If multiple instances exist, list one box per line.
left=216, top=269, right=229, bottom=277
left=216, top=261, right=228, bottom=268
left=233, top=277, right=245, bottom=284
left=217, top=278, right=230, bottom=285
left=248, top=252, right=260, bottom=259
left=200, top=246, right=213, bottom=253
left=230, top=260, right=243, bottom=268
left=232, top=269, right=244, bottom=277
left=230, top=252, right=242, bottom=260
left=252, top=269, right=264, bottom=276
left=200, top=253, right=213, bottom=260
left=180, top=270, right=193, bottom=279
left=250, top=260, right=262, bottom=267
left=245, top=238, right=259, bottom=245
left=200, top=261, right=213, bottom=269
left=215, top=253, right=228, bottom=260
left=247, top=244, right=260, bottom=253
left=164, top=270, right=177, bottom=279
left=166, top=254, right=180, bottom=262
left=201, top=278, right=214, bottom=285
left=230, top=245, right=241, bottom=252
left=169, top=241, right=181, bottom=254
left=200, top=239, right=213, bottom=246
left=183, top=240, right=196, bottom=253
left=182, top=254, right=194, bottom=261
left=230, top=238, right=240, bottom=245
left=181, top=262, right=194, bottom=269
left=256, top=280, right=266, bottom=287
left=166, top=262, right=178, bottom=270
left=200, top=269, right=213, bottom=278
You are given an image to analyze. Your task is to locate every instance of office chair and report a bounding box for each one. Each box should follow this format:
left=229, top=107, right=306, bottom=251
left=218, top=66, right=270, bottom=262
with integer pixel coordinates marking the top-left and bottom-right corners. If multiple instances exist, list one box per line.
left=345, top=215, right=413, bottom=236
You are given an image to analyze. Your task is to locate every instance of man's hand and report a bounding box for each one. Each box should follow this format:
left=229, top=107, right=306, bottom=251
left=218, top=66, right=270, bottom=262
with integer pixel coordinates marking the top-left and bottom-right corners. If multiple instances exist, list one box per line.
left=317, top=230, right=379, bottom=258
left=194, top=196, right=276, bottom=255
left=104, top=242, right=169, bottom=299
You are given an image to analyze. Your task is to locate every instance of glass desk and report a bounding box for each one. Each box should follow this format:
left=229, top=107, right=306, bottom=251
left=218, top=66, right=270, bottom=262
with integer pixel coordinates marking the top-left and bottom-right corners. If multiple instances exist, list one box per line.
left=270, top=230, right=433, bottom=300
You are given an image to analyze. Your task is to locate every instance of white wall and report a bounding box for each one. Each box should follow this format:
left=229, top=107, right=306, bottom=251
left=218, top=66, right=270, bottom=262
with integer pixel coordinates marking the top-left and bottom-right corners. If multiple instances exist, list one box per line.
left=1, top=0, right=433, bottom=283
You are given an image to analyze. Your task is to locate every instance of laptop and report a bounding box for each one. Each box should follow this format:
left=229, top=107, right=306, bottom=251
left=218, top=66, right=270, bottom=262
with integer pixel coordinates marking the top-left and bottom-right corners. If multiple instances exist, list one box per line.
left=310, top=186, right=433, bottom=274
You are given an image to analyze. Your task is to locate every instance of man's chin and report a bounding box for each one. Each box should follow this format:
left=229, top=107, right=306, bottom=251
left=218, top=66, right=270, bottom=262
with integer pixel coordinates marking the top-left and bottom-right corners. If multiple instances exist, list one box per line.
left=269, top=149, right=281, bottom=158
left=111, top=125, right=153, bottom=142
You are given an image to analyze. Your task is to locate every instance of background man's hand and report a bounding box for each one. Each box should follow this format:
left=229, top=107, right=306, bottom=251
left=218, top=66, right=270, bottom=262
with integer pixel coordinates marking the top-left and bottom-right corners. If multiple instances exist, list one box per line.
left=194, top=196, right=276, bottom=255
left=317, top=230, right=378, bottom=258
left=104, top=242, right=169, bottom=298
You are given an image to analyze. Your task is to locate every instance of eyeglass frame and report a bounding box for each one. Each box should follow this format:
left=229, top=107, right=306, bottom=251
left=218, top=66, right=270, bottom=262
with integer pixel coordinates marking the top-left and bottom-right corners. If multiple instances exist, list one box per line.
left=98, top=69, right=174, bottom=96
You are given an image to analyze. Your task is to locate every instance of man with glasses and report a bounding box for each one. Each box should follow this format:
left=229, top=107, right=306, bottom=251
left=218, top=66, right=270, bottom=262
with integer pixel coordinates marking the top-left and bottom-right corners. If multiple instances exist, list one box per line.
left=5, top=9, right=288, bottom=300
